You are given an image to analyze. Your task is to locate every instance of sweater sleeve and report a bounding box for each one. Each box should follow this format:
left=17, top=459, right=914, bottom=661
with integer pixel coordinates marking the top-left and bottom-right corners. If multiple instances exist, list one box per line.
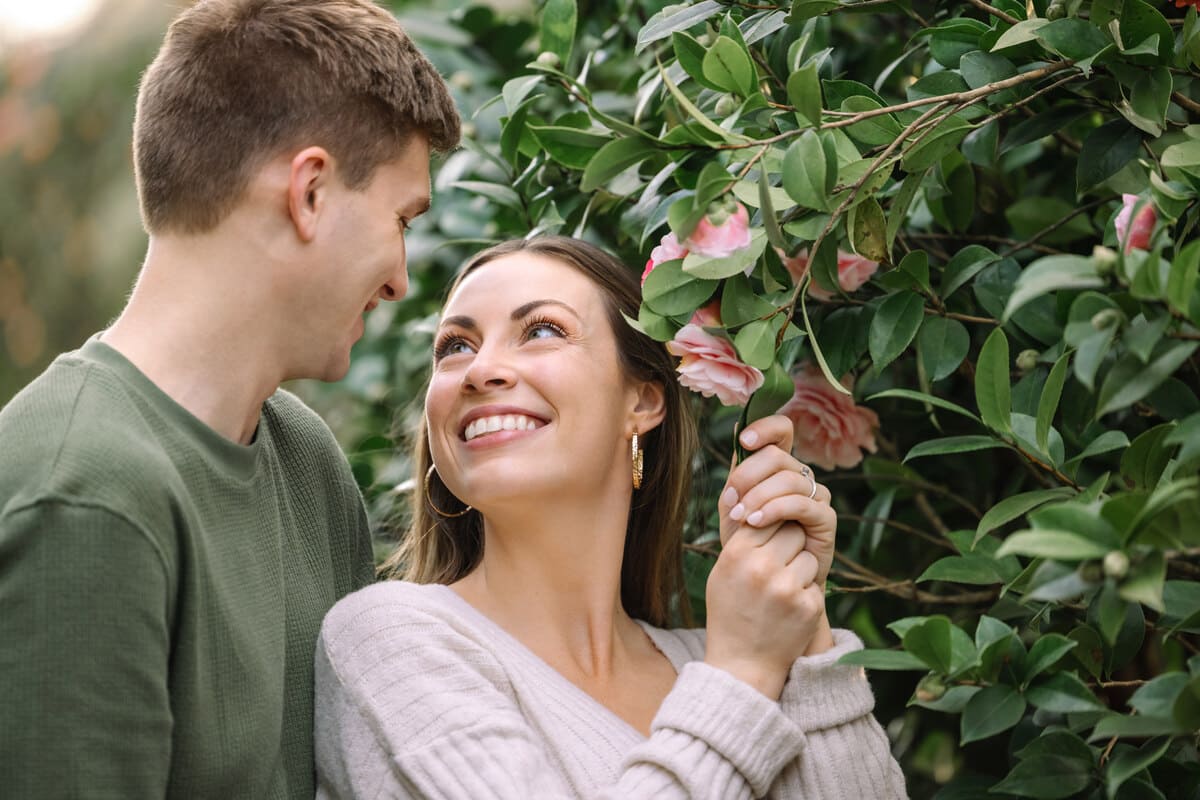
left=770, top=629, right=909, bottom=799
left=315, top=601, right=806, bottom=800
left=0, top=501, right=174, bottom=799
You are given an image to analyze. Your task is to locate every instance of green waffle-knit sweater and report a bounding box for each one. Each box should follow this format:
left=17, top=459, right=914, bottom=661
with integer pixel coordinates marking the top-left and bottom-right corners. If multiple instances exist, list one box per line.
left=0, top=338, right=375, bottom=799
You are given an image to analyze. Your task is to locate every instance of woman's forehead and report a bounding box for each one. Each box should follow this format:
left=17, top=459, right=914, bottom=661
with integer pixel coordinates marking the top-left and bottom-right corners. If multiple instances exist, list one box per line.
left=445, top=252, right=603, bottom=314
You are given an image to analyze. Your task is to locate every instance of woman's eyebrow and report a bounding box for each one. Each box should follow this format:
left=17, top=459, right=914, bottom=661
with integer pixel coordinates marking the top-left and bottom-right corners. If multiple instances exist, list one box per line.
left=438, top=315, right=477, bottom=332
left=511, top=299, right=582, bottom=321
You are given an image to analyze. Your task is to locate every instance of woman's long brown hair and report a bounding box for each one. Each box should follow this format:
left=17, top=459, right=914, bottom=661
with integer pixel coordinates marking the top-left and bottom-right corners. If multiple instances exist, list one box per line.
left=378, top=236, right=698, bottom=627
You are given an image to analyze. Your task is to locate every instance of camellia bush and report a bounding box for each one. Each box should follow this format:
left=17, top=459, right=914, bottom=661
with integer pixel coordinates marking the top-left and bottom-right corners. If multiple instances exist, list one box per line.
left=310, top=0, right=1200, bottom=796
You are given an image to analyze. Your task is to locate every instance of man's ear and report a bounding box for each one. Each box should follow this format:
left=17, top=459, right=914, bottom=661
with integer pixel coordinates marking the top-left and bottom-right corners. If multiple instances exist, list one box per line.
left=287, top=146, right=333, bottom=243
left=628, top=380, right=667, bottom=436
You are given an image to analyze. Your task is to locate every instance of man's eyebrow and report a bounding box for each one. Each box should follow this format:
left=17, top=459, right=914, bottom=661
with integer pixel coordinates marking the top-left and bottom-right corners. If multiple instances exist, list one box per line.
left=511, top=299, right=582, bottom=321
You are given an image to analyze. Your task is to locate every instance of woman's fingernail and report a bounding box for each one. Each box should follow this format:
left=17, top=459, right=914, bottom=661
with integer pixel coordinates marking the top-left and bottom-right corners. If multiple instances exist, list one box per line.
left=729, top=503, right=745, bottom=521
left=740, top=429, right=758, bottom=447
left=721, top=487, right=738, bottom=507
left=747, top=510, right=763, bottom=526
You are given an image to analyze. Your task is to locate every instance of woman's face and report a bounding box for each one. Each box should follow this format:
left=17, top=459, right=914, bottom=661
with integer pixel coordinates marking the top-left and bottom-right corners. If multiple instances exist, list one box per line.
left=425, top=252, right=643, bottom=511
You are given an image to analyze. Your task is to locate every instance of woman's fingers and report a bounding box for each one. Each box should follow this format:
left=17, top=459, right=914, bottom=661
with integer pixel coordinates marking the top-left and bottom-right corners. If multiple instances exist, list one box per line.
left=737, top=414, right=794, bottom=457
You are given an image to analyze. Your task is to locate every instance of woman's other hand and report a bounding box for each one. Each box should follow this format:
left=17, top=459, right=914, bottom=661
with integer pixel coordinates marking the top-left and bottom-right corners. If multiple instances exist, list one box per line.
left=704, top=519, right=827, bottom=699
left=718, top=415, right=837, bottom=588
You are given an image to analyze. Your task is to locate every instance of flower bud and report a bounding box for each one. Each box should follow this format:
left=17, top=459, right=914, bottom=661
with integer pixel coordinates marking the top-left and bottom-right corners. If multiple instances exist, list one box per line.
left=1016, top=349, right=1039, bottom=373
left=1046, top=0, right=1067, bottom=20
left=535, top=51, right=561, bottom=68
left=537, top=164, right=564, bottom=187
left=1091, top=309, right=1123, bottom=331
left=1092, top=245, right=1118, bottom=276
left=460, top=121, right=477, bottom=140
left=705, top=201, right=731, bottom=227
left=448, top=71, right=474, bottom=91
left=714, top=94, right=737, bottom=117
left=1103, top=551, right=1130, bottom=580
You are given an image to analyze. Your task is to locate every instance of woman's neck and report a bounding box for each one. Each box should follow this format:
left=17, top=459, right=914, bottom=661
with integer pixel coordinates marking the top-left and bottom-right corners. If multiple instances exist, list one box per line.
left=451, top=497, right=642, bottom=680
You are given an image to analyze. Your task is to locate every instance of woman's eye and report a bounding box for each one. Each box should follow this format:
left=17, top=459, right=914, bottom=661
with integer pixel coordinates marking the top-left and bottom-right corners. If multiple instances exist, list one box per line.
left=433, top=336, right=473, bottom=360
left=525, top=319, right=566, bottom=341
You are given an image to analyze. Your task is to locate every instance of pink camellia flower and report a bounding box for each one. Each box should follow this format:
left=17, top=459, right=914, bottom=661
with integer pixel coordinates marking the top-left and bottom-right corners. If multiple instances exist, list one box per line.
left=1114, top=194, right=1156, bottom=254
left=666, top=313, right=764, bottom=407
left=687, top=202, right=751, bottom=258
left=690, top=300, right=722, bottom=328
left=642, top=232, right=689, bottom=285
left=778, top=362, right=880, bottom=470
left=780, top=248, right=879, bottom=300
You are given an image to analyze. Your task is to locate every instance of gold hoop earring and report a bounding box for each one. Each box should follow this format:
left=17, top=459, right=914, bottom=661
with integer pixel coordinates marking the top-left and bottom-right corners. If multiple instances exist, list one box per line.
left=631, top=431, right=644, bottom=490
left=424, top=464, right=472, bottom=518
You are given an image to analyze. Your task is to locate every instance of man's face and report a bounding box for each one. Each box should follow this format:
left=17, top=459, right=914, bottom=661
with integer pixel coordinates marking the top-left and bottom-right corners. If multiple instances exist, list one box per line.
left=298, top=135, right=432, bottom=382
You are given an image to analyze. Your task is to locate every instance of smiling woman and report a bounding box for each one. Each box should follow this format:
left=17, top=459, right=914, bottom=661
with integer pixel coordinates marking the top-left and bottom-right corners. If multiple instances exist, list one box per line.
left=313, top=236, right=908, bottom=799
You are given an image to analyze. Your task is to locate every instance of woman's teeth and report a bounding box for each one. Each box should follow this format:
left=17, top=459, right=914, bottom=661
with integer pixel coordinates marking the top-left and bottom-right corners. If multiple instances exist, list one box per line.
left=464, top=415, right=541, bottom=441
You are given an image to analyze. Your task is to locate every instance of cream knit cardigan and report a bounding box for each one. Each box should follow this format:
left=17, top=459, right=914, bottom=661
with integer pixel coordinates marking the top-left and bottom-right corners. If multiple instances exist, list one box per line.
left=315, top=581, right=907, bottom=799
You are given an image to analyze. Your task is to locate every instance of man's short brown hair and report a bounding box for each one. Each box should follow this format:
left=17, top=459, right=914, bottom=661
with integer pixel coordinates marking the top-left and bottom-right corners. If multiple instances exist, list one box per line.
left=133, top=0, right=461, bottom=234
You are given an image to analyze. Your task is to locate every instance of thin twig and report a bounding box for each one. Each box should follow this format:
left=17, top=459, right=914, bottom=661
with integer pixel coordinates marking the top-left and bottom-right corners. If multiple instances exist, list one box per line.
left=1172, top=91, right=1200, bottom=116
left=998, top=198, right=1108, bottom=259
left=840, top=514, right=957, bottom=551
left=823, top=472, right=983, bottom=518
left=964, top=0, right=1019, bottom=24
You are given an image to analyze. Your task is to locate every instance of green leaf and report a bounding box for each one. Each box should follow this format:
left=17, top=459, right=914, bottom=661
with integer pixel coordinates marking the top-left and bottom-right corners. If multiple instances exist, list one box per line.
left=1120, top=423, right=1178, bottom=490
left=641, top=258, right=718, bottom=316
left=786, top=63, right=822, bottom=127
left=702, top=35, right=756, bottom=97
left=918, top=316, right=969, bottom=383
left=1173, top=675, right=1200, bottom=729
left=658, top=62, right=749, bottom=145
left=901, top=617, right=954, bottom=674
left=838, top=648, right=929, bottom=670
left=734, top=319, right=778, bottom=370
left=539, top=0, right=577, bottom=66
left=1005, top=256, right=1104, bottom=321
left=942, top=245, right=999, bottom=300
left=1167, top=239, right=1200, bottom=316
left=1089, top=714, right=1183, bottom=741
left=917, top=555, right=1005, bottom=586
left=720, top=273, right=776, bottom=327
left=1096, top=342, right=1199, bottom=418
left=898, top=250, right=932, bottom=295
left=1037, top=354, right=1071, bottom=456
left=1077, top=121, right=1143, bottom=193
left=682, top=229, right=769, bottom=279
left=904, top=436, right=1009, bottom=463
left=783, top=130, right=831, bottom=211
left=673, top=32, right=723, bottom=92
left=1015, top=729, right=1095, bottom=764
left=1129, top=672, right=1191, bottom=718
left=901, top=115, right=971, bottom=173
left=636, top=0, right=723, bottom=53
left=868, top=291, right=925, bottom=371
left=976, top=327, right=1012, bottom=435
left=991, top=18, right=1049, bottom=52
left=866, top=388, right=980, bottom=423
left=1118, top=550, right=1165, bottom=612
left=1105, top=737, right=1172, bottom=800
left=995, top=531, right=1112, bottom=561
left=1026, top=672, right=1106, bottom=713
left=745, top=361, right=794, bottom=423
left=631, top=306, right=679, bottom=342
left=961, top=685, right=1026, bottom=744
left=1162, top=138, right=1200, bottom=174
left=1119, top=0, right=1174, bottom=64
left=975, top=488, right=1077, bottom=546
left=1024, top=635, right=1078, bottom=684
left=1036, top=18, right=1111, bottom=61
left=840, top=95, right=902, bottom=147
left=580, top=137, right=660, bottom=193
left=790, top=0, right=840, bottom=21
left=990, top=755, right=1094, bottom=799
left=847, top=197, right=888, bottom=263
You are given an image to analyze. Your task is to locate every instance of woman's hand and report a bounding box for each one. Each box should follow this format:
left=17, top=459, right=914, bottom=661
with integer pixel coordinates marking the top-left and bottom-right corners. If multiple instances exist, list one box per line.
left=704, top=415, right=839, bottom=698
left=704, top=519, right=828, bottom=699
left=718, top=415, right=837, bottom=588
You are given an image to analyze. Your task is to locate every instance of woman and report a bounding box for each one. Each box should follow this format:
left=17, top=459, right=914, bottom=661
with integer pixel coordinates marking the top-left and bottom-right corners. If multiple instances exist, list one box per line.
left=314, top=237, right=906, bottom=798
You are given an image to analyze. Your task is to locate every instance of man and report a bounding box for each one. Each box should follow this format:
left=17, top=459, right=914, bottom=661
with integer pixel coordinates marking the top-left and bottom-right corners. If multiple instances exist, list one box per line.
left=0, top=0, right=459, bottom=796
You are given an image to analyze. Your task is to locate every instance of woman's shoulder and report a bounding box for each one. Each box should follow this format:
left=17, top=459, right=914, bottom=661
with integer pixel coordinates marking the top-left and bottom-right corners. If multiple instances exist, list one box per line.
left=319, top=580, right=490, bottom=663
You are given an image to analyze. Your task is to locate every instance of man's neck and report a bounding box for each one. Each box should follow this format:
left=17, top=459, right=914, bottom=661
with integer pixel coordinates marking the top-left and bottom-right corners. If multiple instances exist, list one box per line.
left=103, top=240, right=285, bottom=444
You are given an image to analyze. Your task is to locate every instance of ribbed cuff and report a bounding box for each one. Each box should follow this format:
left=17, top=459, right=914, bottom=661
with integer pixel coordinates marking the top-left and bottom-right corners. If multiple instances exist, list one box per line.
left=653, top=661, right=805, bottom=796
left=781, top=628, right=876, bottom=731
